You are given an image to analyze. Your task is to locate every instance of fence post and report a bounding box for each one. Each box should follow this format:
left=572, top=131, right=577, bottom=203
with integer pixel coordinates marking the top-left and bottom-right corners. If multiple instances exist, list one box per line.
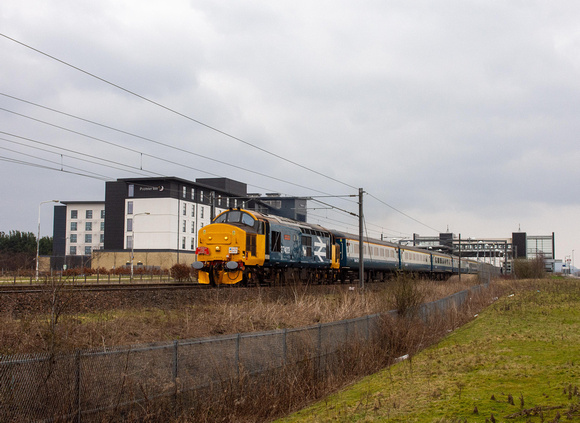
left=173, top=340, right=179, bottom=412
left=316, top=324, right=322, bottom=383
left=282, top=328, right=288, bottom=364
left=235, top=333, right=241, bottom=379
left=75, top=350, right=81, bottom=423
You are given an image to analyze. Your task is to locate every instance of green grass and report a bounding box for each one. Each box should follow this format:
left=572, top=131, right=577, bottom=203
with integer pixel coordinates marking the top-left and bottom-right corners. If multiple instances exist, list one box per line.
left=277, top=279, right=580, bottom=422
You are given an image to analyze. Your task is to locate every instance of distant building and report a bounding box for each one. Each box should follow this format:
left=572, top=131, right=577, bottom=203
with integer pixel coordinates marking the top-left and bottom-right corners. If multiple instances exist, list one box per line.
left=405, top=231, right=556, bottom=273
left=52, top=201, right=105, bottom=269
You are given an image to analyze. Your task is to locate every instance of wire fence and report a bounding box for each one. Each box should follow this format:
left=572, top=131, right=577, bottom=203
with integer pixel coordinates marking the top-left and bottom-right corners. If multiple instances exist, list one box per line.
left=0, top=279, right=491, bottom=422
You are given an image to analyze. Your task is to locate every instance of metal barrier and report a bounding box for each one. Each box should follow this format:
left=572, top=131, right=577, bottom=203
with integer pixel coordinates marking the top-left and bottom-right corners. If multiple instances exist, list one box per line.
left=0, top=280, right=490, bottom=422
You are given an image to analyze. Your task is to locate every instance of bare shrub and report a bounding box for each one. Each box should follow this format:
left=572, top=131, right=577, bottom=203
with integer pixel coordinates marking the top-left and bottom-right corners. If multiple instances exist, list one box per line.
left=169, top=263, right=192, bottom=281
left=513, top=256, right=546, bottom=279
left=390, top=273, right=425, bottom=316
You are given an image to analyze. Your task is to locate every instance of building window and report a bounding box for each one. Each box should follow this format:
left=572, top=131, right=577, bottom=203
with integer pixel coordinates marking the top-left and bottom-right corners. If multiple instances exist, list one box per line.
left=191, top=206, right=195, bottom=217
left=182, top=237, right=186, bottom=249
left=85, top=246, right=92, bottom=255
left=71, top=210, right=78, bottom=219
left=85, top=222, right=92, bottom=231
left=100, top=234, right=104, bottom=243
left=85, top=234, right=92, bottom=243
left=182, top=220, right=186, bottom=232
left=70, top=234, right=77, bottom=243
left=200, top=207, right=204, bottom=219
left=100, top=222, right=105, bottom=231
left=127, top=218, right=133, bottom=232
left=191, top=188, right=195, bottom=201
left=127, top=235, right=133, bottom=249
left=182, top=186, right=187, bottom=198
left=182, top=203, right=187, bottom=216
left=127, top=201, right=133, bottom=215
left=71, top=222, right=77, bottom=231
left=70, top=246, right=76, bottom=255
left=200, top=190, right=204, bottom=202
left=86, top=210, right=93, bottom=219
left=191, top=222, right=195, bottom=233
left=101, top=209, right=105, bottom=218
left=128, top=184, right=134, bottom=197
left=191, top=238, right=195, bottom=250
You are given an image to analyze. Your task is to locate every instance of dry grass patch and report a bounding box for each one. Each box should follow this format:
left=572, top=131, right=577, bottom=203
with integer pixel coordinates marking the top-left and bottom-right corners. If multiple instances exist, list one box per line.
left=1, top=277, right=481, bottom=355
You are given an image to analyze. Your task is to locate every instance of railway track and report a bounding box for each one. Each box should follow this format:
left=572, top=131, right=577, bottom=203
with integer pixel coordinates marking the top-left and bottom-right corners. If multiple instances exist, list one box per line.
left=0, top=282, right=211, bottom=294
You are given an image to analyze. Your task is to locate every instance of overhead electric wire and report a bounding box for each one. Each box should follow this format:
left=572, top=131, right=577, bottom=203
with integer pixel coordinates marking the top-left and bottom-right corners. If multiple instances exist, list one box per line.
left=0, top=135, right=155, bottom=177
left=0, top=144, right=113, bottom=179
left=0, top=33, right=358, bottom=191
left=367, top=192, right=442, bottom=234
left=0, top=131, right=161, bottom=177
left=0, top=104, right=356, bottom=201
left=0, top=155, right=109, bottom=181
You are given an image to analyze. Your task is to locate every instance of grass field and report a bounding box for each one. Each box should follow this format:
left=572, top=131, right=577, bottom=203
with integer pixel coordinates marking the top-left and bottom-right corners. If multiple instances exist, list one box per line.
left=277, top=278, right=580, bottom=422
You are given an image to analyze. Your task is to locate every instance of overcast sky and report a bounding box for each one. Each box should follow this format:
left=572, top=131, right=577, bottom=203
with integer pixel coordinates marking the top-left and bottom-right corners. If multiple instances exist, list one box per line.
left=1, top=1, right=579, bottom=263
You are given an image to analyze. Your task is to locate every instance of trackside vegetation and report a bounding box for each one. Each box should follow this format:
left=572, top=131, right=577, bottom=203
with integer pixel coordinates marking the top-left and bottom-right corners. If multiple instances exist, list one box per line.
left=276, top=278, right=580, bottom=422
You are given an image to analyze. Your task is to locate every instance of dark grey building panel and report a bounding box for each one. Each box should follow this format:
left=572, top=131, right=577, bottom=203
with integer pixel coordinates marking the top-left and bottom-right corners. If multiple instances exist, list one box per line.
left=52, top=205, right=67, bottom=256
left=104, top=181, right=127, bottom=250
left=512, top=232, right=527, bottom=258
left=196, top=178, right=247, bottom=197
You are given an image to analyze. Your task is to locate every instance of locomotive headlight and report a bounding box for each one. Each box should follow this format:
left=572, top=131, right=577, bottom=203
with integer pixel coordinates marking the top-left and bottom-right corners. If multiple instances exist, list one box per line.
left=208, top=236, right=213, bottom=240
left=224, top=236, right=228, bottom=240
left=215, top=246, right=221, bottom=252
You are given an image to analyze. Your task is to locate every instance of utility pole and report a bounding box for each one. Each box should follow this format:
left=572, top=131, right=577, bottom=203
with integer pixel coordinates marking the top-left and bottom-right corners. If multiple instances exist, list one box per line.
left=359, top=188, right=364, bottom=289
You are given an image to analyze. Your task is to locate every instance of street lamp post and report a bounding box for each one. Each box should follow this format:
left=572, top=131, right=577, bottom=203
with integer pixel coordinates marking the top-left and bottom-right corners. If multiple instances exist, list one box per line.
left=131, top=212, right=150, bottom=281
left=36, top=200, right=59, bottom=282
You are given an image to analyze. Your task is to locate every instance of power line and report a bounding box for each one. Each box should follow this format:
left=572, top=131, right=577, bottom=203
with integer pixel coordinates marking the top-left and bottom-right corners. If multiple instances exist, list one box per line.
left=0, top=103, right=355, bottom=200
left=367, top=192, right=442, bottom=234
left=0, top=155, right=109, bottom=181
left=0, top=33, right=358, bottom=191
left=0, top=135, right=155, bottom=177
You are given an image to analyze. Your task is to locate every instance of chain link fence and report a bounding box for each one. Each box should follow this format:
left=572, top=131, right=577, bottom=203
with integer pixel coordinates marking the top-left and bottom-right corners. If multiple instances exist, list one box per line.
left=1, top=279, right=491, bottom=422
